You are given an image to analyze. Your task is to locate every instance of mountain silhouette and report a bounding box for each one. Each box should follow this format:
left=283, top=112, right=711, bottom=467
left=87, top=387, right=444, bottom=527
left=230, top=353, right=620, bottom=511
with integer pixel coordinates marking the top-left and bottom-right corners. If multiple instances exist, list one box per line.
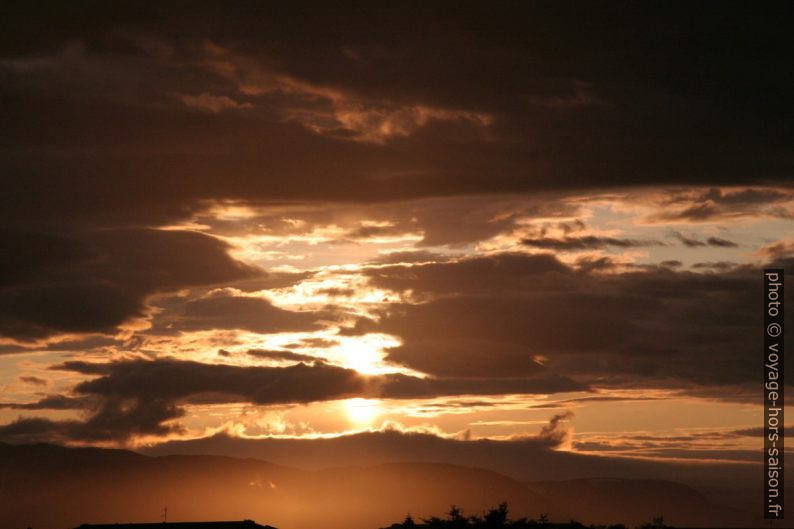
left=144, top=430, right=761, bottom=491
left=525, top=478, right=734, bottom=527
left=0, top=442, right=755, bottom=529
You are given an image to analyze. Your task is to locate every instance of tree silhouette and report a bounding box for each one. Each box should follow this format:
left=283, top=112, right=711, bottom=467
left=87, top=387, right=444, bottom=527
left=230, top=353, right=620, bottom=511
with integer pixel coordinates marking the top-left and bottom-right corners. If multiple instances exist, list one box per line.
left=484, top=502, right=508, bottom=528
left=447, top=505, right=468, bottom=529
left=637, top=516, right=671, bottom=529
left=383, top=502, right=645, bottom=529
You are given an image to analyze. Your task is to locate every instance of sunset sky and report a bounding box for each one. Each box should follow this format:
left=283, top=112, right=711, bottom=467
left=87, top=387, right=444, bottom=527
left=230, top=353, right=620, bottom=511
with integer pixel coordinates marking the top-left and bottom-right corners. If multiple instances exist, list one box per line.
left=0, top=2, right=792, bottom=476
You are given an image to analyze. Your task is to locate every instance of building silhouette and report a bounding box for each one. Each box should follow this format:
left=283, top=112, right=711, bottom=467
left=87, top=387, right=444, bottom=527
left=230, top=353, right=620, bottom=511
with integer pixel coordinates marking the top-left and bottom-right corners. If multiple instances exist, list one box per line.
left=74, top=520, right=276, bottom=529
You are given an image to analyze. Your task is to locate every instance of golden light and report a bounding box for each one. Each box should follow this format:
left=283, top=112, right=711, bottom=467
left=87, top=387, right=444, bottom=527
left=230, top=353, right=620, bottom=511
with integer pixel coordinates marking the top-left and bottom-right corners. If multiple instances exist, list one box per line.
left=344, top=398, right=381, bottom=427
left=332, top=334, right=409, bottom=375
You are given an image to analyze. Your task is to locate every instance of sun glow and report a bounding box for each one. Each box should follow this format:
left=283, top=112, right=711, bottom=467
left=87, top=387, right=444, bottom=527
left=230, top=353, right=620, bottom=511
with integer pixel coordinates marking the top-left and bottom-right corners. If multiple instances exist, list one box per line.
left=332, top=334, right=400, bottom=375
left=344, top=398, right=381, bottom=427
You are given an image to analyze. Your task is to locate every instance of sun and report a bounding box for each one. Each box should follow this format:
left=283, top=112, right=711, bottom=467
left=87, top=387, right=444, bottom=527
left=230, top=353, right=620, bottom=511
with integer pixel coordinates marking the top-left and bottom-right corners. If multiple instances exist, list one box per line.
left=344, top=398, right=381, bottom=427
left=333, top=334, right=402, bottom=375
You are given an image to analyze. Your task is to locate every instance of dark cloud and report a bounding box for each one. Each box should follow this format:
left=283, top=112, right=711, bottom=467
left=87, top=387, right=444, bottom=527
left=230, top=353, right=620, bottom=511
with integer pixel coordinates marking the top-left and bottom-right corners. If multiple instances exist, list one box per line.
left=0, top=228, right=88, bottom=288
left=538, top=411, right=574, bottom=445
left=730, top=425, right=794, bottom=437
left=315, top=287, right=356, bottom=297
left=364, top=252, right=793, bottom=394
left=384, top=339, right=545, bottom=378
left=0, top=394, right=86, bottom=410
left=365, top=253, right=567, bottom=299
left=674, top=232, right=707, bottom=247
left=0, top=4, right=791, bottom=231
left=758, top=240, right=794, bottom=259
left=0, top=335, right=124, bottom=357
left=284, top=337, right=339, bottom=349
left=0, top=417, right=87, bottom=444
left=2, top=357, right=583, bottom=442
left=691, top=261, right=738, bottom=272
left=341, top=224, right=416, bottom=242
left=269, top=196, right=574, bottom=249
left=654, top=188, right=793, bottom=223
left=572, top=255, right=620, bottom=273
left=521, top=236, right=659, bottom=251
left=3, top=359, right=368, bottom=442
left=672, top=232, right=739, bottom=248
left=699, top=188, right=791, bottom=206
left=19, top=375, right=47, bottom=386
left=218, top=271, right=315, bottom=292
left=0, top=395, right=184, bottom=443
left=246, top=349, right=323, bottom=364
left=369, top=251, right=451, bottom=265
left=0, top=228, right=259, bottom=339
left=56, top=359, right=367, bottom=406
left=162, top=292, right=325, bottom=334
left=529, top=394, right=661, bottom=409
left=380, top=373, right=586, bottom=400
left=376, top=295, right=647, bottom=372
left=706, top=237, right=739, bottom=248
left=184, top=196, right=572, bottom=250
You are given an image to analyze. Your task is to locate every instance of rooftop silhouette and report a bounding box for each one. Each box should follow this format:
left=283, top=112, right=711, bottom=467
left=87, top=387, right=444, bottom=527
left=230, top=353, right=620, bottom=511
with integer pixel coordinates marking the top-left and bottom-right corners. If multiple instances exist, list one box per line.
left=74, top=521, right=276, bottom=529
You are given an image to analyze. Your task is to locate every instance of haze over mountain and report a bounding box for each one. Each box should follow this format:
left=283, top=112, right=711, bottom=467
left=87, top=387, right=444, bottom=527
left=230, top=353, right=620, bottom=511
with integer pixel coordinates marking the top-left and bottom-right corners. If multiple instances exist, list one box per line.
left=143, top=430, right=759, bottom=491
left=0, top=441, right=761, bottom=529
